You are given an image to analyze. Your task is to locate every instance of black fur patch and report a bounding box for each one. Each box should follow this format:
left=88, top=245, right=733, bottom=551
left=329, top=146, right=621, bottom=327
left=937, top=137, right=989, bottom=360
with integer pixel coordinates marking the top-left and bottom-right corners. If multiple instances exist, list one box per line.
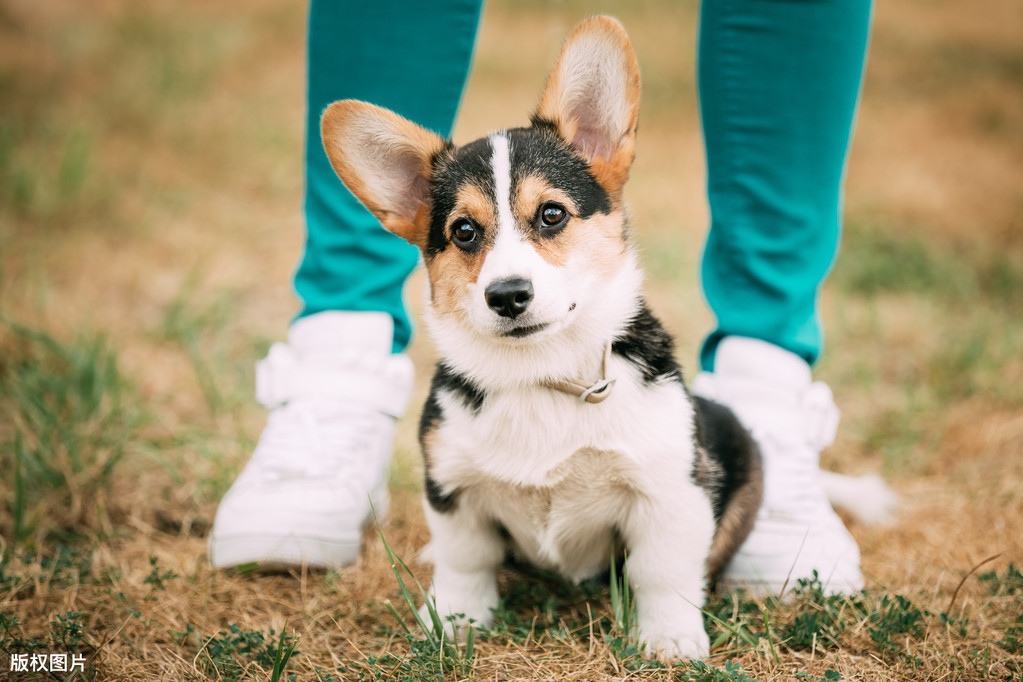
left=507, top=125, right=612, bottom=227
left=424, top=471, right=458, bottom=514
left=434, top=362, right=487, bottom=412
left=418, top=363, right=487, bottom=513
left=611, top=302, right=682, bottom=385
left=427, top=137, right=496, bottom=258
left=692, top=396, right=760, bottom=524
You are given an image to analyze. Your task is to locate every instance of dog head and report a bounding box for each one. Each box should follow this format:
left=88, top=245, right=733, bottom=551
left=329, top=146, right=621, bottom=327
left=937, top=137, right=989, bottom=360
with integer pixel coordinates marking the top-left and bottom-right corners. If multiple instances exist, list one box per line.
left=321, top=16, right=643, bottom=386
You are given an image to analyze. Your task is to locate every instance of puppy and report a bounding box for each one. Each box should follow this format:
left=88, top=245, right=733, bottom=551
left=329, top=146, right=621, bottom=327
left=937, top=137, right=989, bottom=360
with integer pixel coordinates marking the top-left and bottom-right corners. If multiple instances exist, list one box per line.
left=320, top=16, right=762, bottom=661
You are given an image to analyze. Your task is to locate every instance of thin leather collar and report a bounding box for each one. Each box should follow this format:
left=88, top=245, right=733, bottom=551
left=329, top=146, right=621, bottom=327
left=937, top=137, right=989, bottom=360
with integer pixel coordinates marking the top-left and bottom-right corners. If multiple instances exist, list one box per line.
left=543, top=343, right=616, bottom=404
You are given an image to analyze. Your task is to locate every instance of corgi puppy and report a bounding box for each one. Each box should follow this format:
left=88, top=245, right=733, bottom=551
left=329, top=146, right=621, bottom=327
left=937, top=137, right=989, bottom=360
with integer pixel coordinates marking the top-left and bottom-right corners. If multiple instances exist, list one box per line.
left=320, top=16, right=763, bottom=661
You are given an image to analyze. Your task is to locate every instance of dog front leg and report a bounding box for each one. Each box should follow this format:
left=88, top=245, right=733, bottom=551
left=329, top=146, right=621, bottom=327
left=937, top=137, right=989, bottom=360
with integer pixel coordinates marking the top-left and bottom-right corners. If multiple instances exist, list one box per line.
left=419, top=501, right=504, bottom=636
left=620, top=489, right=715, bottom=662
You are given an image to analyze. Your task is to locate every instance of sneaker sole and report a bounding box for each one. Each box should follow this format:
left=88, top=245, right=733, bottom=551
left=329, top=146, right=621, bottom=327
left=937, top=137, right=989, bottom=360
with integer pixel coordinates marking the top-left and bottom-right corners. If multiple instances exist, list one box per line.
left=209, top=533, right=363, bottom=570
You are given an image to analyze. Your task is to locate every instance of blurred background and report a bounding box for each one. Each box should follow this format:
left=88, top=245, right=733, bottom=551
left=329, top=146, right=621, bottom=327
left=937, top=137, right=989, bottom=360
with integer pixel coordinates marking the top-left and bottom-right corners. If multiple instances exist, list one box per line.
left=1, top=0, right=1020, bottom=678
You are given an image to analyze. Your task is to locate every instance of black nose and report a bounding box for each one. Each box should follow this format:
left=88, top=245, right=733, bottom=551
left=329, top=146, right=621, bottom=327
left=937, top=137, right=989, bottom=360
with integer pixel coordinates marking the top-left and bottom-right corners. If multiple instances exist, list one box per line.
left=485, top=277, right=534, bottom=319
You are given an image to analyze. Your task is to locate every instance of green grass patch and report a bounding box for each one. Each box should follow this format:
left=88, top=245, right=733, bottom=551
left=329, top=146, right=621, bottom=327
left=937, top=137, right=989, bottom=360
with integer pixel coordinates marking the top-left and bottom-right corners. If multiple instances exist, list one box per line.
left=677, top=659, right=759, bottom=681
left=484, top=564, right=602, bottom=645
left=978, top=563, right=1023, bottom=596
left=0, top=118, right=99, bottom=224
left=923, top=314, right=1023, bottom=404
left=836, top=226, right=973, bottom=299
left=835, top=224, right=1023, bottom=311
left=341, top=521, right=477, bottom=681
left=0, top=321, right=145, bottom=549
left=154, top=281, right=265, bottom=503
left=187, top=623, right=298, bottom=681
left=160, top=281, right=248, bottom=415
left=700, top=575, right=948, bottom=666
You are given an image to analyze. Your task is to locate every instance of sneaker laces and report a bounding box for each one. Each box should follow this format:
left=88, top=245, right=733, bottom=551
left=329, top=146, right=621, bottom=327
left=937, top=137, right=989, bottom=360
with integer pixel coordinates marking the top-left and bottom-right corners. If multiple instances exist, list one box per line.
left=248, top=342, right=408, bottom=487
left=751, top=382, right=840, bottom=521
left=253, top=400, right=388, bottom=483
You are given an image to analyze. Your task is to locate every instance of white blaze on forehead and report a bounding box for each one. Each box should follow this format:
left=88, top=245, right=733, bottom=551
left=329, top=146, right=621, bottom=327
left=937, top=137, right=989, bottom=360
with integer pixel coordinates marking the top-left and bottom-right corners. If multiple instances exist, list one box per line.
left=482, top=131, right=533, bottom=281
left=490, top=132, right=515, bottom=233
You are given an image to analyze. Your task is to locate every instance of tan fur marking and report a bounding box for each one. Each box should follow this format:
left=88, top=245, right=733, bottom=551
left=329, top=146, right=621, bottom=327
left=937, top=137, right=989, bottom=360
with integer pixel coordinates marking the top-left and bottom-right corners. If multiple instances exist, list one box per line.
left=705, top=454, right=763, bottom=586
left=534, top=209, right=630, bottom=278
left=513, top=174, right=629, bottom=274
left=426, top=248, right=482, bottom=319
left=563, top=210, right=630, bottom=277
left=514, top=175, right=574, bottom=268
left=514, top=175, right=576, bottom=227
left=589, top=135, right=637, bottom=198
left=454, top=184, right=497, bottom=231
left=421, top=421, right=441, bottom=457
left=424, top=183, right=498, bottom=317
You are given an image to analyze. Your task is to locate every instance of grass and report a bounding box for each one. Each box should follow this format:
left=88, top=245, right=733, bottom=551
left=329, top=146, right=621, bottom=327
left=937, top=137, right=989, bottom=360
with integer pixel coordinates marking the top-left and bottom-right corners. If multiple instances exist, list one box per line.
left=189, top=623, right=298, bottom=681
left=1, top=0, right=1021, bottom=679
left=339, top=522, right=478, bottom=680
left=159, top=278, right=255, bottom=415
left=0, top=321, right=146, bottom=548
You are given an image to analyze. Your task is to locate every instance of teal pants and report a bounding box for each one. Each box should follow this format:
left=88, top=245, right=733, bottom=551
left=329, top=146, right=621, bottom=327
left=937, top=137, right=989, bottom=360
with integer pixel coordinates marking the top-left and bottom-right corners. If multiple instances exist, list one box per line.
left=697, top=0, right=872, bottom=370
left=295, top=0, right=872, bottom=365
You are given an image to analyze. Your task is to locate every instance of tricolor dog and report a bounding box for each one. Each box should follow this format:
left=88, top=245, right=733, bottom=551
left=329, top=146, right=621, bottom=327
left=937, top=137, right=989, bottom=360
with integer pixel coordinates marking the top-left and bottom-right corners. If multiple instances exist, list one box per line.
left=321, top=16, right=764, bottom=660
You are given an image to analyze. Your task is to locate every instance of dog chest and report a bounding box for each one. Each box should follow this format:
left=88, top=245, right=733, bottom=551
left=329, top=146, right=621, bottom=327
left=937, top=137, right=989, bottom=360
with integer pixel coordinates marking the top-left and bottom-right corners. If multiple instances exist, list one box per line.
left=426, top=375, right=700, bottom=581
left=464, top=446, right=636, bottom=581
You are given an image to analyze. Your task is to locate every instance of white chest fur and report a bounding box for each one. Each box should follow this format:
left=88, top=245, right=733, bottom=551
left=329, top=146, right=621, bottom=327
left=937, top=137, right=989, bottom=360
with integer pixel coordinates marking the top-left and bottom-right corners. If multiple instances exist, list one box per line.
left=429, top=359, right=698, bottom=581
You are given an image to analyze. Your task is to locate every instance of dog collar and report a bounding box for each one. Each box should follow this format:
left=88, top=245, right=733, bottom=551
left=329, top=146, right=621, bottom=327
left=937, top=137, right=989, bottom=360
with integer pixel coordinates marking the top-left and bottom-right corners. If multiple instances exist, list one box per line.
left=544, top=343, right=616, bottom=404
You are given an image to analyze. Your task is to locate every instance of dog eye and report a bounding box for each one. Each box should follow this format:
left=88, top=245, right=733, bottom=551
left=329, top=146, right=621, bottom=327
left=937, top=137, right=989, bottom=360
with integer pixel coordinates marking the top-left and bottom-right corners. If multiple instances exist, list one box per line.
left=451, top=219, right=477, bottom=246
left=539, top=203, right=567, bottom=231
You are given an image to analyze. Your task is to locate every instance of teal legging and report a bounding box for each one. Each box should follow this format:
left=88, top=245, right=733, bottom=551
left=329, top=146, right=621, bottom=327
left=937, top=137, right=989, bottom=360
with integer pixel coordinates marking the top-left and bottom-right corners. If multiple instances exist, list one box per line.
left=296, top=0, right=872, bottom=364
left=697, top=0, right=872, bottom=370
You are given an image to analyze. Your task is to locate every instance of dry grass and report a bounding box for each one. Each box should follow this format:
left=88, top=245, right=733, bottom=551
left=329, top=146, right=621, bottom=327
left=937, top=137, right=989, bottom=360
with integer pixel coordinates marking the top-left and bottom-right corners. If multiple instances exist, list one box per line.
left=1, top=0, right=1021, bottom=679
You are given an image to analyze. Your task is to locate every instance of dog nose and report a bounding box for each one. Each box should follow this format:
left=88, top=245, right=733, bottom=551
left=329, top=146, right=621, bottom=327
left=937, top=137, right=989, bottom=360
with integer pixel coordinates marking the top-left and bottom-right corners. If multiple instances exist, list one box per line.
left=485, top=277, right=534, bottom=319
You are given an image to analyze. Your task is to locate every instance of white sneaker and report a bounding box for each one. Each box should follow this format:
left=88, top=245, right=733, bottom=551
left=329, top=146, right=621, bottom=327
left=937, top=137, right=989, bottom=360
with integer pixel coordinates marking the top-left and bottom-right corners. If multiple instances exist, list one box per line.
left=692, top=336, right=863, bottom=597
left=208, top=311, right=413, bottom=570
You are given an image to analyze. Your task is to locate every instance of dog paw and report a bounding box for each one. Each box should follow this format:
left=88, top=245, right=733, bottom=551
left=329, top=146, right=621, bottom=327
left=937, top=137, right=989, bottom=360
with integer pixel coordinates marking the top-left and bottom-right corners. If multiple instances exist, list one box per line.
left=639, top=616, right=710, bottom=662
left=426, top=566, right=499, bottom=637
left=417, top=600, right=492, bottom=640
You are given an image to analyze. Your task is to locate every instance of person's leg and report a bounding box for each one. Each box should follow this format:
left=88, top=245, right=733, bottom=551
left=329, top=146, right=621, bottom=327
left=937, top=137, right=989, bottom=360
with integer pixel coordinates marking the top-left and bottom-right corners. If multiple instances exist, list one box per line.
left=298, top=0, right=484, bottom=353
left=209, top=0, right=483, bottom=570
left=698, top=0, right=871, bottom=371
left=693, top=0, right=874, bottom=595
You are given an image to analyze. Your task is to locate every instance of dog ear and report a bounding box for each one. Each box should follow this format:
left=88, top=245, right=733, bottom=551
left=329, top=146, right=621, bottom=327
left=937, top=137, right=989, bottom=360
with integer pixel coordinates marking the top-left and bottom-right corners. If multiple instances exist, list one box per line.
left=321, top=100, right=447, bottom=248
left=534, top=16, right=641, bottom=196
